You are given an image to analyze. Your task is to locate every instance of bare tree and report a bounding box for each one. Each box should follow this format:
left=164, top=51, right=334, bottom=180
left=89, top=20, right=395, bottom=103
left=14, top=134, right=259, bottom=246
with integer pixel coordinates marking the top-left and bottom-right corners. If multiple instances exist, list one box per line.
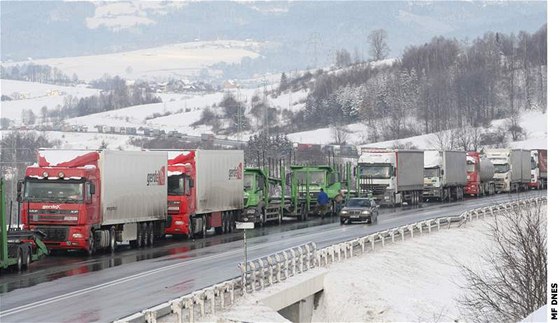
left=458, top=201, right=547, bottom=322
left=456, top=125, right=483, bottom=151
left=331, top=124, right=350, bottom=145
left=335, top=49, right=352, bottom=67
left=367, top=29, right=390, bottom=61
left=428, top=130, right=458, bottom=151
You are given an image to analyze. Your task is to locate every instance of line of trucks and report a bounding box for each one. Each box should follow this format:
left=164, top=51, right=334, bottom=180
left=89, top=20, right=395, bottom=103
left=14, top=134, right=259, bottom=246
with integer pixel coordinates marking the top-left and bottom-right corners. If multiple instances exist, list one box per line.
left=5, top=147, right=545, bottom=258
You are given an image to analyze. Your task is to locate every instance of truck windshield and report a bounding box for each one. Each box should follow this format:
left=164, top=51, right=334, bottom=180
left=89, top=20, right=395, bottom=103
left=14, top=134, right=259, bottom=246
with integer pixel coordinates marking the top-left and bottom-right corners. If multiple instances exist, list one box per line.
left=244, top=174, right=255, bottom=190
left=359, top=165, right=392, bottom=179
left=24, top=180, right=84, bottom=203
left=168, top=175, right=185, bottom=196
left=295, top=171, right=325, bottom=185
left=423, top=168, right=439, bottom=178
left=466, top=162, right=476, bottom=173
left=494, top=164, right=510, bottom=173
left=531, top=158, right=537, bottom=170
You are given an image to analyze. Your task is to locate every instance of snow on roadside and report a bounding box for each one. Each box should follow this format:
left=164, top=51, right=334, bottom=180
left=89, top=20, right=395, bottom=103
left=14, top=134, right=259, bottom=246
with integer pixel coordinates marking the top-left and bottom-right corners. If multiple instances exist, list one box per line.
left=311, top=219, right=493, bottom=322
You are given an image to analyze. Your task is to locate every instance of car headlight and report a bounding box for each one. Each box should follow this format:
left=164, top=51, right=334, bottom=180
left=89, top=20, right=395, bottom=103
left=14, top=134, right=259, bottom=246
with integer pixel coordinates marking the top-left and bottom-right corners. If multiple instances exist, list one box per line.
left=340, top=210, right=348, bottom=215
left=246, top=209, right=256, bottom=214
left=361, top=210, right=371, bottom=215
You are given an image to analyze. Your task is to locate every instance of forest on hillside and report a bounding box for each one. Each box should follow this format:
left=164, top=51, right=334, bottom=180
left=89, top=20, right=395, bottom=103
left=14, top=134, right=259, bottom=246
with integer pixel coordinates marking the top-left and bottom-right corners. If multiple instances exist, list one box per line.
left=282, top=25, right=547, bottom=143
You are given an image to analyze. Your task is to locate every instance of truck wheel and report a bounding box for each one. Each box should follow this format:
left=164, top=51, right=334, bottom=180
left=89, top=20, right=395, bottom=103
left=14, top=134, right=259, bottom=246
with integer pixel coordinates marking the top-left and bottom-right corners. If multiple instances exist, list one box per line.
left=141, top=223, right=148, bottom=247
left=109, top=227, right=116, bottom=253
left=87, top=234, right=96, bottom=256
left=147, top=223, right=154, bottom=246
left=260, top=208, right=266, bottom=227
left=201, top=216, right=207, bottom=238
left=16, top=248, right=23, bottom=271
left=24, top=247, right=31, bottom=269
left=135, top=225, right=144, bottom=248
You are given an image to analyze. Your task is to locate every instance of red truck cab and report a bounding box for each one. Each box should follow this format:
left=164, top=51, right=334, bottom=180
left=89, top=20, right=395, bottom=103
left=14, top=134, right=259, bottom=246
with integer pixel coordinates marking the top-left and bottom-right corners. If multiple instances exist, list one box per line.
left=165, top=152, right=196, bottom=237
left=20, top=152, right=99, bottom=253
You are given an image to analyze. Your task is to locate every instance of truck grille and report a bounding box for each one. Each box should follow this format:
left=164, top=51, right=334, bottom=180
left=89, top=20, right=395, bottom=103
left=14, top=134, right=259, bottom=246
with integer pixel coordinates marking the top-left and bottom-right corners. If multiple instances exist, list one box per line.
left=359, top=183, right=387, bottom=195
left=36, top=226, right=68, bottom=242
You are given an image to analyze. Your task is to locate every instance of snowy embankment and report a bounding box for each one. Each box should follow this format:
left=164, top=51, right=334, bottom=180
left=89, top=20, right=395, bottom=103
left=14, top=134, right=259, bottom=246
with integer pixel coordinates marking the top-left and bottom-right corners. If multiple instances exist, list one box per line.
left=215, top=207, right=546, bottom=322
left=311, top=219, right=492, bottom=322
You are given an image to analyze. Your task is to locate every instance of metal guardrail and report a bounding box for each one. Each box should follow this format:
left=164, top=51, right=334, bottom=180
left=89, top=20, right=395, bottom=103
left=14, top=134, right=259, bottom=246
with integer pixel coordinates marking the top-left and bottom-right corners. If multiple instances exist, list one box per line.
left=115, top=196, right=546, bottom=323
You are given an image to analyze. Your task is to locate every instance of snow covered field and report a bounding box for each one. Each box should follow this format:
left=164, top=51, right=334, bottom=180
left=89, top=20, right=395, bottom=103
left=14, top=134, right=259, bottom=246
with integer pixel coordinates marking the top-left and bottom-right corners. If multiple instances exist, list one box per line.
left=0, top=79, right=100, bottom=121
left=4, top=40, right=263, bottom=82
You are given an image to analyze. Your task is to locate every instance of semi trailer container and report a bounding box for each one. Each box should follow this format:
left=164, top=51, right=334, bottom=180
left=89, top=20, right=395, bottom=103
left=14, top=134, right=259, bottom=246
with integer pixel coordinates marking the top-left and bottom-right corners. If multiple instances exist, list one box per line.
left=356, top=149, right=424, bottom=206
left=485, top=148, right=531, bottom=193
left=465, top=151, right=496, bottom=196
left=165, top=150, right=244, bottom=238
left=20, top=149, right=168, bottom=254
left=529, top=149, right=547, bottom=190
left=423, top=150, right=467, bottom=201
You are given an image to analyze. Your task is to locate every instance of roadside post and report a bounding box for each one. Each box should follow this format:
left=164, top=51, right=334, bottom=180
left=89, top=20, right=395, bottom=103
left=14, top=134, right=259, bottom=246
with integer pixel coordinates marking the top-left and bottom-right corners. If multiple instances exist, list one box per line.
left=236, top=221, right=254, bottom=294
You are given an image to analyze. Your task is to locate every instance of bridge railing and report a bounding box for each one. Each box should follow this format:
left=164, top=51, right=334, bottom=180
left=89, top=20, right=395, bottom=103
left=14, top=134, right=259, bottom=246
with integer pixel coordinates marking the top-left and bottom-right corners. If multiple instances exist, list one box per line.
left=114, top=196, right=546, bottom=323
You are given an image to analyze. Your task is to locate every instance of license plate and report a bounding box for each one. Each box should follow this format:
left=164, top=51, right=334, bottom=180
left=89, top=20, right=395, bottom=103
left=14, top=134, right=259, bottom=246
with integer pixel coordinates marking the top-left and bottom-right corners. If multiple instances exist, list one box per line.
left=350, top=215, right=360, bottom=219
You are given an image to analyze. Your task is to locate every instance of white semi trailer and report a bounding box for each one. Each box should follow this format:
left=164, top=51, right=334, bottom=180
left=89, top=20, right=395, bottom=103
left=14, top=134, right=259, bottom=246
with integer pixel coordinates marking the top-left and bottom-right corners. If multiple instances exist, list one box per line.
left=357, top=148, right=424, bottom=207
left=485, top=148, right=531, bottom=193
left=423, top=150, right=467, bottom=201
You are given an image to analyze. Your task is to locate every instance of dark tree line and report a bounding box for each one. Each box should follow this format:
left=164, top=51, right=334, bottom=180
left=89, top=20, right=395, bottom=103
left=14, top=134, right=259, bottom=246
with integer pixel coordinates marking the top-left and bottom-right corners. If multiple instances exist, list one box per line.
left=282, top=25, right=546, bottom=142
left=47, top=76, right=161, bottom=122
left=1, top=63, right=78, bottom=86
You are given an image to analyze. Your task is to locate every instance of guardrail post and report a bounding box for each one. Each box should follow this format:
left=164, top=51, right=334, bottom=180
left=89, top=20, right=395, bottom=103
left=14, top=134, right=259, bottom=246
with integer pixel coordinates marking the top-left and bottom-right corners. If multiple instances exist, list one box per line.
left=171, top=300, right=183, bottom=323
left=417, top=222, right=423, bottom=234
left=427, top=220, right=432, bottom=233
left=249, top=261, right=257, bottom=292
left=399, top=228, right=405, bottom=242
left=185, top=297, right=195, bottom=323
left=390, top=230, right=395, bottom=243
left=408, top=225, right=414, bottom=238
left=368, top=234, right=376, bottom=251
left=144, top=310, right=157, bottom=323
left=379, top=234, right=385, bottom=247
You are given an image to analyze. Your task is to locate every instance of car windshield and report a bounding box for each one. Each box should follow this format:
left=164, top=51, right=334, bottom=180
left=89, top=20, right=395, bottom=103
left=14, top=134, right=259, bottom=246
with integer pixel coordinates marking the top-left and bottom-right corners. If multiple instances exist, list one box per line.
left=346, top=199, right=372, bottom=208
left=24, top=180, right=84, bottom=202
left=168, top=175, right=185, bottom=196
left=494, top=164, right=510, bottom=173
left=244, top=174, right=255, bottom=190
left=360, top=165, right=392, bottom=179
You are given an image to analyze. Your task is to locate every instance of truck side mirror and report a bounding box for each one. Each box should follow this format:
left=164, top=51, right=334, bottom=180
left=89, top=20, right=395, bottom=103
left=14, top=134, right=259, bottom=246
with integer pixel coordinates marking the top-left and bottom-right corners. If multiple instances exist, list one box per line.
left=90, top=183, right=96, bottom=195
left=16, top=180, right=23, bottom=202
left=189, top=179, right=194, bottom=188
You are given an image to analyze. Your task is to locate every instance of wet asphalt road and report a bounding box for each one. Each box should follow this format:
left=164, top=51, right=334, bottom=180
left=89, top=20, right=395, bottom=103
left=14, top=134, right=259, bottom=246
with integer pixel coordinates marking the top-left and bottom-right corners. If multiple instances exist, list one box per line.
left=0, top=191, right=545, bottom=322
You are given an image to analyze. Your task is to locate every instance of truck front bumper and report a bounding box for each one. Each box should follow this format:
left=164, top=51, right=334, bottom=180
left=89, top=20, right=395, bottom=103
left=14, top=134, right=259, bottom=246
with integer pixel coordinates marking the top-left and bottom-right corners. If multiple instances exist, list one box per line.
left=165, top=214, right=189, bottom=235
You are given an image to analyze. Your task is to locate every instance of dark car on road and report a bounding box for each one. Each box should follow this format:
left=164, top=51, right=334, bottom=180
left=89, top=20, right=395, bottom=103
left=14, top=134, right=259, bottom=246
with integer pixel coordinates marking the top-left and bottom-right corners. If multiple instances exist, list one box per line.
left=339, top=198, right=379, bottom=224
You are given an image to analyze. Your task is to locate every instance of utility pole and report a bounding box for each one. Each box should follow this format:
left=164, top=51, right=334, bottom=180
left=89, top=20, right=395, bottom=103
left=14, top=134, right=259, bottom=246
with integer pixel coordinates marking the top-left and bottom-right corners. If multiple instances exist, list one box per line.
left=237, top=86, right=243, bottom=142
left=262, top=79, right=269, bottom=139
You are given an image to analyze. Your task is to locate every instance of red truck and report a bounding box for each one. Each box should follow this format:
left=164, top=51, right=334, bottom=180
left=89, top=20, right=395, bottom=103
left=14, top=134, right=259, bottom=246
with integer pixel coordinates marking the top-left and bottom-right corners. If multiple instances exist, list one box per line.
left=465, top=151, right=496, bottom=197
left=165, top=150, right=244, bottom=238
left=529, top=149, right=547, bottom=190
left=19, top=149, right=168, bottom=254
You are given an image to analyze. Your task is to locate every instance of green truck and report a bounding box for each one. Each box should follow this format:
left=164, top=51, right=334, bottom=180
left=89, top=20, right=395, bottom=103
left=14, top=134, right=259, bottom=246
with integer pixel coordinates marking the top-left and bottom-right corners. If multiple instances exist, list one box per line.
left=1, top=179, right=48, bottom=271
left=285, top=163, right=352, bottom=220
left=240, top=167, right=284, bottom=226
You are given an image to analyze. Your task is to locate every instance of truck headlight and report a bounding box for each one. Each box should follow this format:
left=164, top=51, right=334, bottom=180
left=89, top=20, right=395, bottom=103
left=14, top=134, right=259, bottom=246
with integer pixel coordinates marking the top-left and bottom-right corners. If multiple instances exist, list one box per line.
left=246, top=209, right=256, bottom=214
left=168, top=206, right=180, bottom=211
left=72, top=233, right=84, bottom=239
left=175, top=220, right=185, bottom=225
